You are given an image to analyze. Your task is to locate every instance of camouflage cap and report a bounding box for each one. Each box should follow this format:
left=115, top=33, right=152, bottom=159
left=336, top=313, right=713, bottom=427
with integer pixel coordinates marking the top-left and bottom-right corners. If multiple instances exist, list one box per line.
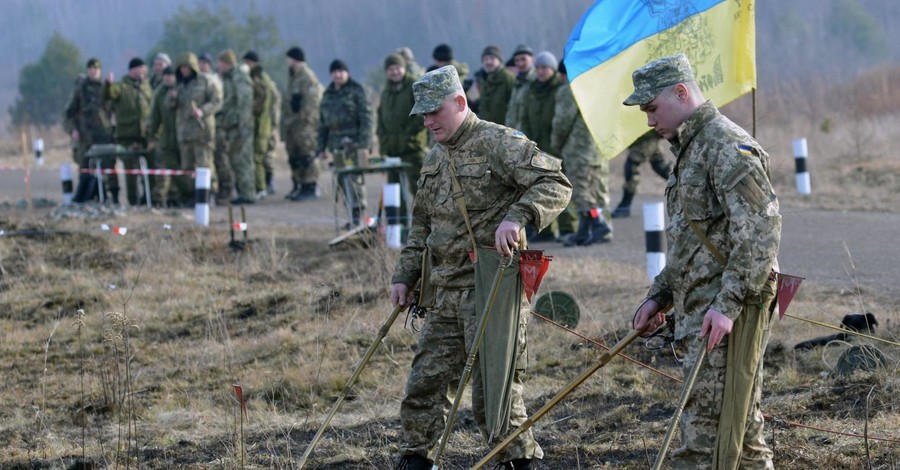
left=410, top=65, right=463, bottom=115
left=623, top=53, right=695, bottom=106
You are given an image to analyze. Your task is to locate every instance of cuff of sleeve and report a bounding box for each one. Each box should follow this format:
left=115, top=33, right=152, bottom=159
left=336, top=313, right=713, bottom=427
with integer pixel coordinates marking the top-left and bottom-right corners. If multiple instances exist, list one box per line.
left=391, top=272, right=419, bottom=287
left=504, top=206, right=533, bottom=229
left=646, top=284, right=673, bottom=311
left=710, top=294, right=743, bottom=320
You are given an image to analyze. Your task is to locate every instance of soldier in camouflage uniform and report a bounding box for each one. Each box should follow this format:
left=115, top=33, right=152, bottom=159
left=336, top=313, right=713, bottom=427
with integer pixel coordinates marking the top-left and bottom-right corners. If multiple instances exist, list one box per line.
left=64, top=58, right=113, bottom=203
left=430, top=43, right=469, bottom=81
left=167, top=53, right=222, bottom=189
left=147, top=66, right=183, bottom=206
left=242, top=51, right=278, bottom=199
left=395, top=46, right=425, bottom=79
left=390, top=66, right=572, bottom=470
left=377, top=53, right=427, bottom=200
left=612, top=130, right=673, bottom=218
left=630, top=54, right=780, bottom=470
left=504, top=44, right=536, bottom=130
left=215, top=50, right=256, bottom=205
left=316, top=60, right=372, bottom=224
left=551, top=80, right=613, bottom=246
left=103, top=57, right=153, bottom=206
left=474, top=45, right=516, bottom=125
left=282, top=46, right=322, bottom=201
left=150, top=53, right=171, bottom=90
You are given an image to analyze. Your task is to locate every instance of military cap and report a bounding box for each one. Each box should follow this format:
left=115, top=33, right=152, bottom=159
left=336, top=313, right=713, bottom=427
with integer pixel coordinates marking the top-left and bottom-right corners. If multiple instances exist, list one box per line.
left=623, top=53, right=695, bottom=106
left=198, top=53, right=214, bottom=64
left=217, top=49, right=237, bottom=67
left=410, top=65, right=463, bottom=115
left=513, top=44, right=534, bottom=57
left=86, top=57, right=101, bottom=69
left=286, top=46, right=305, bottom=62
left=127, top=57, right=145, bottom=69
left=384, top=53, right=405, bottom=70
left=482, top=45, right=503, bottom=61
left=329, top=59, right=348, bottom=73
left=243, top=50, right=260, bottom=63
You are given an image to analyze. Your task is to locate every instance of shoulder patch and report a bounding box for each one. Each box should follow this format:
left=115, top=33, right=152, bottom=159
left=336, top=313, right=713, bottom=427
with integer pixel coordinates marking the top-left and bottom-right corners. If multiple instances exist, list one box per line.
left=738, top=144, right=755, bottom=156
left=530, top=151, right=562, bottom=171
left=512, top=130, right=526, bottom=139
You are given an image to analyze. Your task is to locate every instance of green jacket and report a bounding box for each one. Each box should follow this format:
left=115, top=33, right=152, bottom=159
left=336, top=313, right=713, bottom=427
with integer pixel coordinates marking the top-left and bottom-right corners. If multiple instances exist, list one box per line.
left=504, top=67, right=536, bottom=129
left=104, top=75, right=153, bottom=142
left=167, top=53, right=222, bottom=144
left=217, top=65, right=253, bottom=133
left=63, top=75, right=112, bottom=145
left=249, top=66, right=276, bottom=153
left=520, top=73, right=562, bottom=154
left=148, top=83, right=178, bottom=152
left=317, top=78, right=372, bottom=153
left=475, top=67, right=516, bottom=125
left=377, top=74, right=427, bottom=158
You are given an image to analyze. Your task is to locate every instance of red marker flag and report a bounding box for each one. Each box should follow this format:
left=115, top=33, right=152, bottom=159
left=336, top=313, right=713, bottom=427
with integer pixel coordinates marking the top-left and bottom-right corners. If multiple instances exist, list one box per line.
left=776, top=273, right=804, bottom=320
left=233, top=384, right=248, bottom=418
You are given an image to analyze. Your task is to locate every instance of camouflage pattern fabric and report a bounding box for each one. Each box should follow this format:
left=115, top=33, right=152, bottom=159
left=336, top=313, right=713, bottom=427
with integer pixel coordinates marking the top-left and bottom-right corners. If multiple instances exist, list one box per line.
left=249, top=66, right=276, bottom=191
left=623, top=53, right=695, bottom=106
left=475, top=66, right=516, bottom=125
left=409, top=66, right=462, bottom=115
left=519, top=73, right=562, bottom=153
left=318, top=78, right=372, bottom=209
left=63, top=76, right=113, bottom=164
left=105, top=75, right=154, bottom=204
left=218, top=66, right=255, bottom=200
left=504, top=67, right=536, bottom=130
left=282, top=62, right=322, bottom=185
left=551, top=84, right=609, bottom=212
left=624, top=130, right=672, bottom=193
left=645, top=101, right=780, bottom=469
left=148, top=83, right=184, bottom=205
left=168, top=53, right=221, bottom=147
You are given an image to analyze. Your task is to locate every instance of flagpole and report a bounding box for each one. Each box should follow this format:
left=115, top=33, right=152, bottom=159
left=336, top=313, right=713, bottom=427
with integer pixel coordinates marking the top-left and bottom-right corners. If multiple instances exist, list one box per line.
left=752, top=88, right=757, bottom=138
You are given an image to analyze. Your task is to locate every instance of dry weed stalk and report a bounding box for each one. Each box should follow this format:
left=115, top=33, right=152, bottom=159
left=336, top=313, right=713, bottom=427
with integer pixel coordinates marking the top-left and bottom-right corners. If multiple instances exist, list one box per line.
left=72, top=309, right=87, bottom=465
left=103, top=311, right=140, bottom=469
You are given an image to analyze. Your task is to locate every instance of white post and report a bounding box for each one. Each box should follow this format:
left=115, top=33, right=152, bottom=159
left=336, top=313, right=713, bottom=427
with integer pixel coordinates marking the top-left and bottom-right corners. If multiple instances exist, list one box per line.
left=195, top=167, right=211, bottom=227
left=793, top=137, right=811, bottom=195
left=34, top=138, right=44, bottom=166
left=60, top=163, right=74, bottom=205
left=383, top=183, right=402, bottom=249
left=643, top=202, right=666, bottom=281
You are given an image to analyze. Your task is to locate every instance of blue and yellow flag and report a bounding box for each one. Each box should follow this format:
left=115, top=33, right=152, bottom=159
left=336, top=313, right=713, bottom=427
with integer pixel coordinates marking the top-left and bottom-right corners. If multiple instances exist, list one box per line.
left=564, top=0, right=756, bottom=159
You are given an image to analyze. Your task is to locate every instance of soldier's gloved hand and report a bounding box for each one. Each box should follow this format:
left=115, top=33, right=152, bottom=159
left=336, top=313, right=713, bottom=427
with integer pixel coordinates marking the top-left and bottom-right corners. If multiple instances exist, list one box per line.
left=391, top=283, right=411, bottom=307
left=495, top=220, right=521, bottom=257
left=699, top=308, right=733, bottom=352
left=633, top=298, right=664, bottom=337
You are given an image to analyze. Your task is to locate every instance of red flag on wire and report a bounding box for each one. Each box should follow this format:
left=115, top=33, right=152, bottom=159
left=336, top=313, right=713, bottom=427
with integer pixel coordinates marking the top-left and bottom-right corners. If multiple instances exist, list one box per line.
left=776, top=273, right=804, bottom=320
left=233, top=384, right=248, bottom=418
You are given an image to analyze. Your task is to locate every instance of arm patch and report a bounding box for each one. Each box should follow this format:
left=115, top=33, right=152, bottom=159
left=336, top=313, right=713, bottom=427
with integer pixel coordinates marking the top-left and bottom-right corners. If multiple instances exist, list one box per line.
left=530, top=150, right=562, bottom=171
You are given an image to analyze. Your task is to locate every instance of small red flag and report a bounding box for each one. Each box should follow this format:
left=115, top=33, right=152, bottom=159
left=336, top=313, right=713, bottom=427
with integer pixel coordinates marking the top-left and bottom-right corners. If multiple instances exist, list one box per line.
left=233, top=384, right=248, bottom=418
left=776, top=273, right=804, bottom=320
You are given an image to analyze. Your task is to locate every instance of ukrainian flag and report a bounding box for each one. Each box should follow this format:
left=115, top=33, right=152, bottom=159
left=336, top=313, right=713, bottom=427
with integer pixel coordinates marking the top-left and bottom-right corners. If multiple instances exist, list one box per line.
left=564, top=0, right=756, bottom=159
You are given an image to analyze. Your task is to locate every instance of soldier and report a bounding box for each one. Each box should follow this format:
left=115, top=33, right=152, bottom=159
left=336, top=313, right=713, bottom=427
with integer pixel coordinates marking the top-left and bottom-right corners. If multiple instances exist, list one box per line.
left=147, top=66, right=183, bottom=207
left=316, top=59, right=372, bottom=224
left=611, top=130, right=673, bottom=218
left=281, top=46, right=322, bottom=201
left=215, top=50, right=255, bottom=205
left=474, top=45, right=516, bottom=125
left=551, top=63, right=613, bottom=246
left=103, top=57, right=153, bottom=206
left=377, top=53, right=428, bottom=200
left=390, top=66, right=571, bottom=470
left=630, top=54, right=780, bottom=470
left=167, top=52, right=221, bottom=189
left=242, top=50, right=278, bottom=199
left=430, top=43, right=469, bottom=81
left=395, top=46, right=425, bottom=79
left=150, top=52, right=171, bottom=89
left=197, top=53, right=228, bottom=201
left=504, top=44, right=535, bottom=130
left=64, top=58, right=114, bottom=203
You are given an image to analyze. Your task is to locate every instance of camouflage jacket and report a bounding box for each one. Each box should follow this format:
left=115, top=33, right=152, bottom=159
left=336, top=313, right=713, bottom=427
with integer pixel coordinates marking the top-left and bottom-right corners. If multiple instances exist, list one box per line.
left=281, top=62, right=321, bottom=153
left=647, top=101, right=781, bottom=339
left=148, top=83, right=178, bottom=152
left=167, top=53, right=222, bottom=144
left=504, top=67, right=536, bottom=130
left=217, top=66, right=253, bottom=134
left=391, top=111, right=572, bottom=289
left=376, top=74, right=427, bottom=158
left=520, top=73, right=562, bottom=154
left=104, top=75, right=153, bottom=142
left=248, top=66, right=276, bottom=153
left=63, top=75, right=112, bottom=144
left=475, top=67, right=516, bottom=125
left=317, top=78, right=372, bottom=153
left=550, top=84, right=601, bottom=166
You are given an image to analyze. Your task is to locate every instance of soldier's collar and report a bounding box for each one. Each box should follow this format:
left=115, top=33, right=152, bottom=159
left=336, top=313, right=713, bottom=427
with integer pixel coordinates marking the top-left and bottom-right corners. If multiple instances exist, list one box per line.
left=673, top=101, right=719, bottom=151
left=445, top=110, right=477, bottom=150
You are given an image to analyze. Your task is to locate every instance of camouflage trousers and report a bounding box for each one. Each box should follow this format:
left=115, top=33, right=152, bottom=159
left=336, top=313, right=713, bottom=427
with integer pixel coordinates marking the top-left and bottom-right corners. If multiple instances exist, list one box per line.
left=287, top=140, right=319, bottom=185
left=566, top=157, right=610, bottom=213
left=399, top=288, right=543, bottom=463
left=179, top=140, right=214, bottom=200
left=623, top=140, right=672, bottom=194
left=152, top=147, right=185, bottom=206
left=674, top=302, right=774, bottom=470
left=222, top=128, right=256, bottom=200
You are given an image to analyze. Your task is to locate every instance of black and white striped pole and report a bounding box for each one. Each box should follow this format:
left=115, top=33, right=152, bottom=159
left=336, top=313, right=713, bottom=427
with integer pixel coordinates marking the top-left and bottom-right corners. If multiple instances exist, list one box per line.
left=793, top=137, right=811, bottom=195
left=383, top=183, right=402, bottom=249
left=60, top=163, right=74, bottom=205
left=34, top=138, right=44, bottom=166
left=195, top=167, right=211, bottom=227
left=643, top=202, right=666, bottom=281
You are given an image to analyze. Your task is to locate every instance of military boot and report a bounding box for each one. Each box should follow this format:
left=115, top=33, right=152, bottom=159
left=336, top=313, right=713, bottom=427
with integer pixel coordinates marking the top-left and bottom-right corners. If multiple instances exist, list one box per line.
left=563, top=212, right=592, bottom=247
left=294, top=183, right=320, bottom=202
left=611, top=189, right=635, bottom=218
left=394, top=454, right=431, bottom=470
left=285, top=183, right=301, bottom=200
left=351, top=207, right=361, bottom=226
left=583, top=214, right=613, bottom=245
left=265, top=170, right=276, bottom=194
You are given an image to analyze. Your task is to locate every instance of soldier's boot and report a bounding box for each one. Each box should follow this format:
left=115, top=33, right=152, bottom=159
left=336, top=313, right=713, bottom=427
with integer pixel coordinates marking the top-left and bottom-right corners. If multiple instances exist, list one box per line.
left=583, top=213, right=613, bottom=246
left=265, top=170, right=276, bottom=195
left=294, top=183, right=320, bottom=202
left=564, top=212, right=592, bottom=247
left=109, top=187, right=120, bottom=206
left=393, top=454, right=431, bottom=470
left=285, top=183, right=301, bottom=200
left=72, top=174, right=98, bottom=203
left=611, top=190, right=635, bottom=218
left=496, top=458, right=534, bottom=469
left=351, top=207, right=361, bottom=226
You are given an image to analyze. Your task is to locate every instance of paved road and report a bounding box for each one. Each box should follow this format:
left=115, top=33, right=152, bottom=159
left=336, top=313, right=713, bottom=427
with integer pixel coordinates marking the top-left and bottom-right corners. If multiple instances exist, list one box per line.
left=3, top=163, right=899, bottom=299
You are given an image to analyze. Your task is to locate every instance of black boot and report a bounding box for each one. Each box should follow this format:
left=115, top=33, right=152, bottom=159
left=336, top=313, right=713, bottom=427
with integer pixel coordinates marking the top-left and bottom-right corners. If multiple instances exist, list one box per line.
left=285, top=183, right=300, bottom=200
left=611, top=190, right=635, bottom=218
left=265, top=170, right=275, bottom=194
left=563, top=212, right=591, bottom=247
left=351, top=207, right=361, bottom=226
left=497, top=458, right=533, bottom=469
left=72, top=174, right=98, bottom=203
left=294, top=183, right=320, bottom=201
left=584, top=213, right=613, bottom=245
left=394, top=454, right=431, bottom=470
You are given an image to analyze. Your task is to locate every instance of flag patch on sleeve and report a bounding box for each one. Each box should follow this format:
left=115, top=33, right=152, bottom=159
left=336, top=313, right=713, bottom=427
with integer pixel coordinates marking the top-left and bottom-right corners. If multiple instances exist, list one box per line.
left=738, top=145, right=755, bottom=156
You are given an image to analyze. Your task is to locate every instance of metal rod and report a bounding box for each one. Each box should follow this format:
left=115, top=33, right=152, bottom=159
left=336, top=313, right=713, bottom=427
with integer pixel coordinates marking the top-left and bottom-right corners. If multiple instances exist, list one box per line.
left=652, top=343, right=707, bottom=470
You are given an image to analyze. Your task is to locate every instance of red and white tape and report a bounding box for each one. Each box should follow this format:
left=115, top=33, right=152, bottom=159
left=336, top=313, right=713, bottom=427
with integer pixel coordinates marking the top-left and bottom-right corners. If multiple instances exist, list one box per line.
left=79, top=168, right=196, bottom=176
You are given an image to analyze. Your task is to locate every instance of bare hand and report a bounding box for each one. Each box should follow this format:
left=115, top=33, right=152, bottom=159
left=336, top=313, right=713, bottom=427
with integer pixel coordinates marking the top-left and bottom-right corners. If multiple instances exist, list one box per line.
left=494, top=220, right=521, bottom=257
left=193, top=108, right=203, bottom=119
left=107, top=71, right=114, bottom=82
left=699, top=308, right=733, bottom=352
left=147, top=141, right=156, bottom=151
left=633, top=298, right=664, bottom=336
left=71, top=130, right=80, bottom=142
left=390, top=283, right=411, bottom=307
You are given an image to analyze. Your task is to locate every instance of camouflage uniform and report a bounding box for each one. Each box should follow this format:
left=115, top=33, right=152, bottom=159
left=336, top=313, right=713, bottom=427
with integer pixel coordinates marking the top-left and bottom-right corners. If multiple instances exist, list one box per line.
left=628, top=56, right=780, bottom=470
left=63, top=74, right=113, bottom=165
left=217, top=63, right=255, bottom=201
left=504, top=67, right=535, bottom=130
left=475, top=66, right=516, bottom=126
left=317, top=78, right=372, bottom=213
left=148, top=81, right=183, bottom=205
left=551, top=84, right=613, bottom=245
left=167, top=54, right=221, bottom=178
left=263, top=73, right=281, bottom=194
left=248, top=65, right=277, bottom=194
left=377, top=73, right=427, bottom=196
left=282, top=62, right=322, bottom=198
left=612, top=130, right=673, bottom=217
left=104, top=75, right=154, bottom=205
left=392, top=90, right=572, bottom=463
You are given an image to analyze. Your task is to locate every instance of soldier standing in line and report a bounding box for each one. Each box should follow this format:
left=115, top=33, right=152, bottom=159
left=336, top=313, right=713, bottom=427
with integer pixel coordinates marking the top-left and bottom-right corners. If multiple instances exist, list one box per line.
left=167, top=53, right=221, bottom=192
left=630, top=54, right=780, bottom=470
left=389, top=66, right=571, bottom=470
left=103, top=57, right=153, bottom=206
left=198, top=52, right=228, bottom=202
left=474, top=45, right=516, bottom=126
left=150, top=52, right=171, bottom=89
left=147, top=66, right=183, bottom=207
left=64, top=57, right=114, bottom=203
left=395, top=46, right=425, bottom=79
left=611, top=130, right=673, bottom=218
left=281, top=46, right=322, bottom=201
left=316, top=59, right=373, bottom=225
left=504, top=44, right=536, bottom=130
left=216, top=50, right=256, bottom=205
left=242, top=50, right=278, bottom=199
left=430, top=43, right=469, bottom=80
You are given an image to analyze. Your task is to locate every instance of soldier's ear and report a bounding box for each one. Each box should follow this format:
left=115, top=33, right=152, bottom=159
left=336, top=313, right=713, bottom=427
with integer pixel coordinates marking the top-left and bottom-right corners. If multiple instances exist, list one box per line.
left=454, top=94, right=467, bottom=111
